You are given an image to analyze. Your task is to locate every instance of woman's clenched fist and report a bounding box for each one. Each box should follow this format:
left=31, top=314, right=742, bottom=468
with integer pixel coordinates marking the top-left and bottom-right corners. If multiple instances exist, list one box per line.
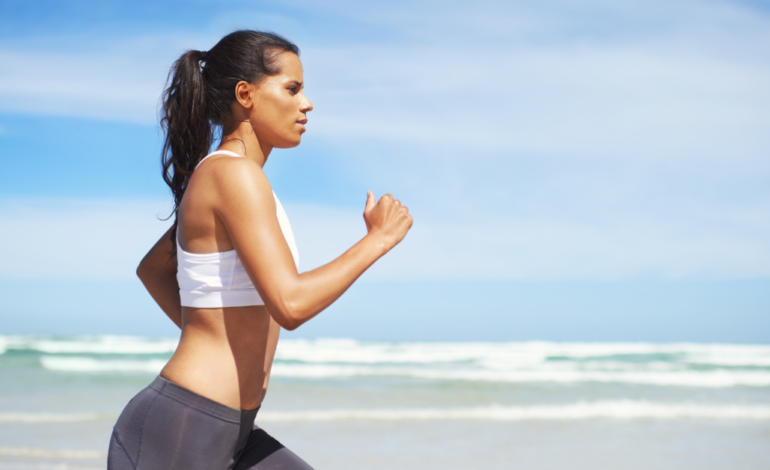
left=363, top=190, right=413, bottom=251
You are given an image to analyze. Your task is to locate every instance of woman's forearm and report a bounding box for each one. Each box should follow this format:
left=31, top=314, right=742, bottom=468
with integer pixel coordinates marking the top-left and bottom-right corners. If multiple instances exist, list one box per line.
left=137, top=226, right=182, bottom=329
left=138, top=267, right=183, bottom=329
left=273, top=232, right=388, bottom=330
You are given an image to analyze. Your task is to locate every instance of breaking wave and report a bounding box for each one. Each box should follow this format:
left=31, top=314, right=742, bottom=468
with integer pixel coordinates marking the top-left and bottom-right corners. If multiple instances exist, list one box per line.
left=0, top=336, right=177, bottom=355
left=258, top=401, right=770, bottom=421
left=40, top=357, right=166, bottom=374
left=9, top=336, right=769, bottom=388
left=3, top=402, right=768, bottom=424
left=0, top=412, right=113, bottom=423
left=0, top=446, right=105, bottom=459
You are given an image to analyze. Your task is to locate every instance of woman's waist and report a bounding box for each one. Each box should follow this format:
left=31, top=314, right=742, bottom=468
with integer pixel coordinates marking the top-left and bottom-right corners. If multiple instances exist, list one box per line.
left=163, top=307, right=279, bottom=408
left=162, top=339, right=271, bottom=409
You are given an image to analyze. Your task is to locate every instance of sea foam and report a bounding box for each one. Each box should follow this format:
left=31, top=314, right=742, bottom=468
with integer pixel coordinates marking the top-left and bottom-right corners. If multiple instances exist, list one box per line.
left=40, top=356, right=166, bottom=373
left=270, top=363, right=770, bottom=387
left=0, top=413, right=113, bottom=423
left=29, top=336, right=770, bottom=388
left=0, top=445, right=105, bottom=459
left=8, top=336, right=770, bottom=367
left=2, top=402, right=768, bottom=424
left=0, top=335, right=177, bottom=355
left=259, top=401, right=770, bottom=421
left=37, top=356, right=770, bottom=387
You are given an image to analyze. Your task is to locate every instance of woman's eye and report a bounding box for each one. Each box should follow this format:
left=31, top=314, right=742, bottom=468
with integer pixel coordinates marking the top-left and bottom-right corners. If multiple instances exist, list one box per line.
left=288, top=87, right=298, bottom=94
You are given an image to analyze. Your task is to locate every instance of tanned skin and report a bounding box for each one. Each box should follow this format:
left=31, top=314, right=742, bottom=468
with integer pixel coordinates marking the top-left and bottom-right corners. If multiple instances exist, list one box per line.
left=136, top=52, right=413, bottom=410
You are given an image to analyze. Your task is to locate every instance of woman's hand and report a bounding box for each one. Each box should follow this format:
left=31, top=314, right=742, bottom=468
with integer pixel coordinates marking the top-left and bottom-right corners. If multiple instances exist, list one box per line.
left=363, top=191, right=413, bottom=251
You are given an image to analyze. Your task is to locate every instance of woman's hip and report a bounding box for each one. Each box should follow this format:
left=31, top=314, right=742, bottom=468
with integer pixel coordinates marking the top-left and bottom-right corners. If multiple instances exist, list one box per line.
left=108, top=376, right=255, bottom=470
left=108, top=376, right=314, bottom=469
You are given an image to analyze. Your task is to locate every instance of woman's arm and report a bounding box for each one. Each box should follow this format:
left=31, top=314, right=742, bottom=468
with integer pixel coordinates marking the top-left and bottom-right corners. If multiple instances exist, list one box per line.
left=136, top=226, right=182, bottom=329
left=210, top=158, right=412, bottom=331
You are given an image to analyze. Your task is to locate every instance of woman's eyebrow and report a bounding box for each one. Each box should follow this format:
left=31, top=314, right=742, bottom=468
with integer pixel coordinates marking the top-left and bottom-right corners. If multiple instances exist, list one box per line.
left=288, top=80, right=303, bottom=88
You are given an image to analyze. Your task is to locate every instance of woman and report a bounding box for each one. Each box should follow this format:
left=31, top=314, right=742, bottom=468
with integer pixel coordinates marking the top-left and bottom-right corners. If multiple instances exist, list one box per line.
left=107, top=30, right=412, bottom=470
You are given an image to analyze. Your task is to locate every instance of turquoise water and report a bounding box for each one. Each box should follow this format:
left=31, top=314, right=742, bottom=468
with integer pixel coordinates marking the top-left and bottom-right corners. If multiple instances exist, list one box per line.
left=1, top=336, right=770, bottom=469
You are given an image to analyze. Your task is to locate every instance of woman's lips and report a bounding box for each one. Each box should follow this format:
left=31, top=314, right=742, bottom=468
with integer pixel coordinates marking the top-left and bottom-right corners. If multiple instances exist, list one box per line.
left=296, top=119, right=307, bottom=132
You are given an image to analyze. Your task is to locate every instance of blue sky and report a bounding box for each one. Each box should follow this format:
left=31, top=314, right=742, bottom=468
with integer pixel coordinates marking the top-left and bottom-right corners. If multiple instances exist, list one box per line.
left=0, top=0, right=768, bottom=341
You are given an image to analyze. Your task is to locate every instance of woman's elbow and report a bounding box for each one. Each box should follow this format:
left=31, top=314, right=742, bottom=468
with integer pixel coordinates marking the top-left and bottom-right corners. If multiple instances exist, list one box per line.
left=137, top=253, right=176, bottom=284
left=272, top=313, right=300, bottom=331
left=281, top=318, right=301, bottom=331
left=271, top=299, right=306, bottom=331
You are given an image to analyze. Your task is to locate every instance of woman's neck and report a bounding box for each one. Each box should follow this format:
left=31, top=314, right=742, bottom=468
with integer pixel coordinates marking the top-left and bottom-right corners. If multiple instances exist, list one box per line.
left=218, top=120, right=272, bottom=168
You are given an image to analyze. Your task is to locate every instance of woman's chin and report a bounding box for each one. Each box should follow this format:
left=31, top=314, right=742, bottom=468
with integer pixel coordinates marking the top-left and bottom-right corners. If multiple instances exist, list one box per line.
left=274, top=136, right=302, bottom=149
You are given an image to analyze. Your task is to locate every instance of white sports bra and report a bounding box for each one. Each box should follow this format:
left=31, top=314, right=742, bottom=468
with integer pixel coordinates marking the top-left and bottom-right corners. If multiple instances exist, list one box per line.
left=176, top=150, right=299, bottom=308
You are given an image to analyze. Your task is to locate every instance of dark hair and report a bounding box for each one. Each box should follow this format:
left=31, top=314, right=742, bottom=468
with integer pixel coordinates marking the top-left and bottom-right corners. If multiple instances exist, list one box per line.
left=160, top=30, right=299, bottom=253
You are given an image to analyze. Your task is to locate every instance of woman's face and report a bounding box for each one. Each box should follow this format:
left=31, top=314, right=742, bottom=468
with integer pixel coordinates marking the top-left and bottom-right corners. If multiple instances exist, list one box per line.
left=248, top=52, right=313, bottom=149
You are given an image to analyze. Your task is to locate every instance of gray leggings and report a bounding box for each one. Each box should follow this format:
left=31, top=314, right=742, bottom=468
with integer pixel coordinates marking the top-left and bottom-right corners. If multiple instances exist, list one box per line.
left=108, top=376, right=314, bottom=470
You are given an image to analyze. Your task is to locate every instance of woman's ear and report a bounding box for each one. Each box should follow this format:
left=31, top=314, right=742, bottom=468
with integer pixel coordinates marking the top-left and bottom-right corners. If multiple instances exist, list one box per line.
left=234, top=81, right=254, bottom=109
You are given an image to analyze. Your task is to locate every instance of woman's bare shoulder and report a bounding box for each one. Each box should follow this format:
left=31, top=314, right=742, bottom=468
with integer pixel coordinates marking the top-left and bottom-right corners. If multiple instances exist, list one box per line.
left=196, top=157, right=275, bottom=209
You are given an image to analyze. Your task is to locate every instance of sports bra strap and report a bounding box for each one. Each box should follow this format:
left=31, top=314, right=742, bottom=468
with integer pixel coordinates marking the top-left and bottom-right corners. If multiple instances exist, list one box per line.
left=195, top=150, right=244, bottom=170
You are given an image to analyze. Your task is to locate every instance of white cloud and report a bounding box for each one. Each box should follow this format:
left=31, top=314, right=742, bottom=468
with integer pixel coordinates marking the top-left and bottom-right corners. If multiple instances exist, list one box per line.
left=303, top=36, right=769, bottom=164
left=1, top=1, right=768, bottom=282
left=1, top=0, right=768, bottom=162
left=0, top=198, right=173, bottom=281
left=4, top=197, right=766, bottom=282
left=285, top=201, right=770, bottom=281
left=0, top=49, right=161, bottom=124
left=0, top=32, right=212, bottom=123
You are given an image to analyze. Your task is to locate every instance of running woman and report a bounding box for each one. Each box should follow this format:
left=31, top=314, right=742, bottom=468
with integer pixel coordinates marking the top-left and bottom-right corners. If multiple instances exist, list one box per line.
left=107, top=30, right=412, bottom=470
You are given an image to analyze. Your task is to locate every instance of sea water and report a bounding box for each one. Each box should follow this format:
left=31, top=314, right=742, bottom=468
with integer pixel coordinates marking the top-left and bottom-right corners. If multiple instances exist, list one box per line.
left=1, top=336, right=769, bottom=469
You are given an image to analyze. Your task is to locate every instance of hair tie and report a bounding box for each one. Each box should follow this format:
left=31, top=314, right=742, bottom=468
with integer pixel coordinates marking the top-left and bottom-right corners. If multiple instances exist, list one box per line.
left=200, top=50, right=208, bottom=62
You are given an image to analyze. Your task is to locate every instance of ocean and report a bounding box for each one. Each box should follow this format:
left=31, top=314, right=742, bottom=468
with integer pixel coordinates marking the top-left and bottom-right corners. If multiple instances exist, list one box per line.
left=1, top=336, right=769, bottom=470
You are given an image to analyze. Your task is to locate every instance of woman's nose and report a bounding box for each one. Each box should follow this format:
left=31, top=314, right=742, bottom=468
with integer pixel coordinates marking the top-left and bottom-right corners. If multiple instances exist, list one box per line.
left=300, top=94, right=313, bottom=113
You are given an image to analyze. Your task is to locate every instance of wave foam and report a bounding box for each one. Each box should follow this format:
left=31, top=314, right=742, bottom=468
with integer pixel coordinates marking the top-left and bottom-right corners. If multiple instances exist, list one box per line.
left=271, top=363, right=770, bottom=387
left=0, top=413, right=114, bottom=423
left=0, top=446, right=105, bottom=459
left=40, top=357, right=165, bottom=373
left=37, top=356, right=770, bottom=386
left=274, top=339, right=770, bottom=368
left=7, top=336, right=770, bottom=370
left=2, top=402, right=766, bottom=425
left=0, top=336, right=177, bottom=355
left=17, top=336, right=770, bottom=387
left=259, top=402, right=770, bottom=422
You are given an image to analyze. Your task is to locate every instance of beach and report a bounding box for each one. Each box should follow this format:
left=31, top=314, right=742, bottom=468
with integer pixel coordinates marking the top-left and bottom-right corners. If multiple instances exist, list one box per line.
left=1, top=336, right=769, bottom=469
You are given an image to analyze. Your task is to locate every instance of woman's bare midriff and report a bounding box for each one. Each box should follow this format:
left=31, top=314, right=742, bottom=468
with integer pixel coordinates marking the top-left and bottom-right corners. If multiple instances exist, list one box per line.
left=160, top=305, right=281, bottom=410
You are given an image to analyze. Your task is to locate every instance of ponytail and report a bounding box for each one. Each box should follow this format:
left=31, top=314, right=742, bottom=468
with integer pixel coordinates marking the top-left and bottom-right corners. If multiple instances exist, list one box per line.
left=160, top=49, right=211, bottom=251
left=159, top=31, right=299, bottom=255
